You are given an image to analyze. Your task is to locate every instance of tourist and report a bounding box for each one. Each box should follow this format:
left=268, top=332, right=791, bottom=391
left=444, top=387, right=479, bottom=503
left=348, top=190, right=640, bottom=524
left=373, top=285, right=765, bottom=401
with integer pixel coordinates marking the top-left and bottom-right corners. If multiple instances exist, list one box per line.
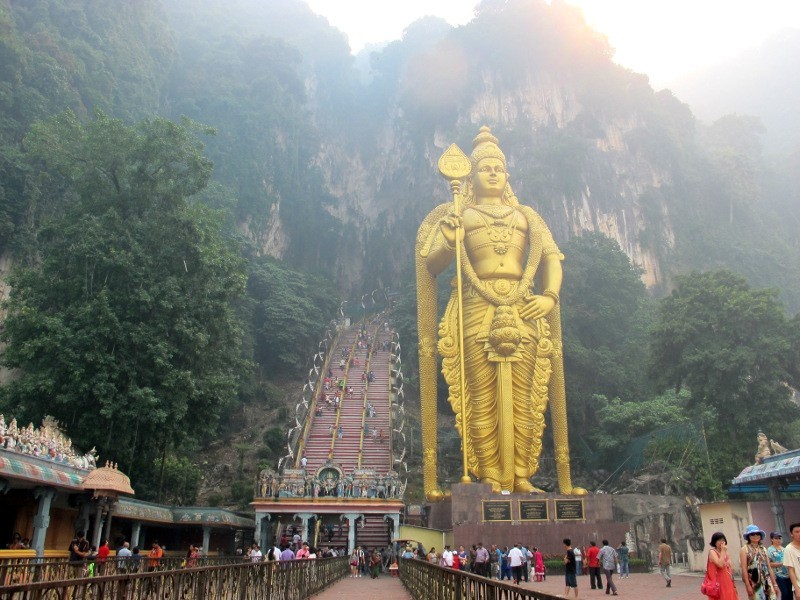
left=337, top=425, right=343, bottom=439
left=563, top=538, right=578, bottom=598
left=402, top=545, right=415, bottom=560
left=490, top=544, right=500, bottom=578
left=427, top=546, right=438, bottom=564
left=475, top=542, right=490, bottom=576
left=359, top=545, right=368, bottom=576
left=573, top=544, right=582, bottom=576
left=186, top=544, right=199, bottom=568
left=148, top=540, right=163, bottom=572
left=597, top=540, right=618, bottom=595
left=279, top=544, right=295, bottom=561
left=586, top=540, right=602, bottom=589
left=508, top=543, right=524, bottom=585
left=441, top=545, right=453, bottom=568
left=782, top=522, right=800, bottom=593
left=7, top=532, right=24, bottom=550
left=296, top=542, right=310, bottom=559
left=500, top=546, right=511, bottom=581
left=533, top=547, right=545, bottom=582
left=96, top=539, right=110, bottom=575
left=705, top=532, right=737, bottom=600
left=131, top=547, right=141, bottom=571
left=657, top=538, right=672, bottom=587
left=68, top=531, right=90, bottom=577
left=521, top=544, right=530, bottom=582
left=767, top=531, right=791, bottom=600
left=117, top=541, right=132, bottom=572
left=250, top=543, right=262, bottom=563
left=370, top=549, right=382, bottom=578
left=458, top=545, right=467, bottom=571
left=740, top=524, right=777, bottom=599
left=350, top=547, right=360, bottom=577
left=616, top=541, right=629, bottom=578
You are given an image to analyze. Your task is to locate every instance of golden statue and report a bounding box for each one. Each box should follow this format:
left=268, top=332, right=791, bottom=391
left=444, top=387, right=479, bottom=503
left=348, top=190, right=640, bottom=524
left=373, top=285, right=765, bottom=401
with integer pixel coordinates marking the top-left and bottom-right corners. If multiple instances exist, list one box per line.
left=416, top=126, right=586, bottom=499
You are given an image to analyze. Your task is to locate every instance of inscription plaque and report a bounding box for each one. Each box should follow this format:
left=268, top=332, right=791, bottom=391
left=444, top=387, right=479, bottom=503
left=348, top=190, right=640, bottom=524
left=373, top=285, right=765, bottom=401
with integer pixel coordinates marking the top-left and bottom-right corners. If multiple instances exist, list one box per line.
left=482, top=500, right=512, bottom=522
left=555, top=499, right=585, bottom=521
left=519, top=500, right=549, bottom=521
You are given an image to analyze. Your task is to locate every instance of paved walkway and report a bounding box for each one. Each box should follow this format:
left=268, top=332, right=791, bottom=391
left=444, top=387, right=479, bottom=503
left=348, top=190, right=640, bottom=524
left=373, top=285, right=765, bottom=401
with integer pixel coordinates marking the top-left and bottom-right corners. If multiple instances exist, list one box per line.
left=313, top=569, right=751, bottom=599
left=313, top=574, right=411, bottom=599
left=510, top=568, right=750, bottom=599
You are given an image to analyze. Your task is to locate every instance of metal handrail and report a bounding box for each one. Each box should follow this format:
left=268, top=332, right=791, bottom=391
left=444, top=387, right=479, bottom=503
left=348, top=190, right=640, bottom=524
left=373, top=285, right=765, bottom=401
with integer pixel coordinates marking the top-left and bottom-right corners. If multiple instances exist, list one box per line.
left=400, top=558, right=564, bottom=600
left=0, top=556, right=349, bottom=600
left=0, top=556, right=243, bottom=586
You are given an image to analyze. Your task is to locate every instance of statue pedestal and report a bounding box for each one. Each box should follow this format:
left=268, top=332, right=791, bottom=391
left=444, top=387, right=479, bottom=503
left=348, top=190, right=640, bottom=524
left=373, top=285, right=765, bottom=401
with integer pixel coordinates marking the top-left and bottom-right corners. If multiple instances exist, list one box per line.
left=438, top=483, right=628, bottom=553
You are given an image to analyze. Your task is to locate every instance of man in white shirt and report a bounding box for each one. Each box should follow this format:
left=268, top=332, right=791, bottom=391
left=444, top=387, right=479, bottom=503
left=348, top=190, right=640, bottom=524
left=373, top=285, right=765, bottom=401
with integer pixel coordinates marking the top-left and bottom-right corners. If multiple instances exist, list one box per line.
left=442, top=545, right=454, bottom=568
left=250, top=544, right=262, bottom=562
left=508, top=543, right=524, bottom=585
left=783, top=521, right=800, bottom=596
left=117, top=541, right=132, bottom=570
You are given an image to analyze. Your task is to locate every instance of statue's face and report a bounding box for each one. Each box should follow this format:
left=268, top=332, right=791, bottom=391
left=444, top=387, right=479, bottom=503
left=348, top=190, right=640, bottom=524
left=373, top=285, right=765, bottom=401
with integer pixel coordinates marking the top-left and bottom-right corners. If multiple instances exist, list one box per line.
left=473, top=158, right=508, bottom=197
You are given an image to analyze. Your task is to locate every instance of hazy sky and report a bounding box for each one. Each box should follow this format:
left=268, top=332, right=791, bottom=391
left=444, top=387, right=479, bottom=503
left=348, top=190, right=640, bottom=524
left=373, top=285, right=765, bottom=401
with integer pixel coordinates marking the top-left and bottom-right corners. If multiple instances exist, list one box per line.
left=304, top=0, right=800, bottom=87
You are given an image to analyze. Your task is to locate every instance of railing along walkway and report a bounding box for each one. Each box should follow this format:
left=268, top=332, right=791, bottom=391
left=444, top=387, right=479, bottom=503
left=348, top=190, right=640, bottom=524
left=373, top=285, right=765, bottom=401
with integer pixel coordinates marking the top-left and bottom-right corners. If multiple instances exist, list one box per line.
left=0, top=556, right=348, bottom=600
left=0, top=556, right=240, bottom=587
left=400, top=559, right=563, bottom=600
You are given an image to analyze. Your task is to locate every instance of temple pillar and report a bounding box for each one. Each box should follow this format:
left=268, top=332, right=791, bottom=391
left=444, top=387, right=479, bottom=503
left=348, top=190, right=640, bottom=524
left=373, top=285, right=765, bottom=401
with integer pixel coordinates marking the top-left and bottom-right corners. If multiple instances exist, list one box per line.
left=254, top=513, right=264, bottom=546
left=341, top=513, right=363, bottom=554
left=0, top=478, right=10, bottom=495
left=74, top=496, right=92, bottom=535
left=102, top=501, right=117, bottom=546
left=768, top=480, right=787, bottom=538
left=259, top=514, right=271, bottom=549
left=384, top=513, right=401, bottom=542
left=31, top=487, right=56, bottom=557
left=293, top=513, right=316, bottom=543
left=131, top=522, right=142, bottom=548
left=202, top=526, right=211, bottom=555
left=91, top=498, right=106, bottom=549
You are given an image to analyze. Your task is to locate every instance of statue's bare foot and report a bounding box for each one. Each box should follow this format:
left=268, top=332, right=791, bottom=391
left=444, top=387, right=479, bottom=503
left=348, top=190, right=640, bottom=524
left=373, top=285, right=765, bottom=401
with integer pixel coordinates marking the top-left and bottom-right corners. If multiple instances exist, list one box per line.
left=562, top=486, right=589, bottom=496
left=514, top=478, right=545, bottom=493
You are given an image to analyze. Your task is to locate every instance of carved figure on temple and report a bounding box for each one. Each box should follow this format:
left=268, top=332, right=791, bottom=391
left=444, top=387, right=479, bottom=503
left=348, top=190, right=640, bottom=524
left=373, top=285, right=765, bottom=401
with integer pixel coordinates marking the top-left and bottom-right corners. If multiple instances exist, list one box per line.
left=770, top=439, right=789, bottom=455
left=416, top=126, right=585, bottom=498
left=755, top=432, right=772, bottom=463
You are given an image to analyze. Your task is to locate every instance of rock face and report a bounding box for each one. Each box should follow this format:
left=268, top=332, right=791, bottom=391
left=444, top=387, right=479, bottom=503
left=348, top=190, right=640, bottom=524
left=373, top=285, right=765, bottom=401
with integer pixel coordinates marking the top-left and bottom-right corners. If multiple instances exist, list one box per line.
left=299, top=69, right=677, bottom=292
left=611, top=493, right=703, bottom=564
left=0, top=252, right=17, bottom=385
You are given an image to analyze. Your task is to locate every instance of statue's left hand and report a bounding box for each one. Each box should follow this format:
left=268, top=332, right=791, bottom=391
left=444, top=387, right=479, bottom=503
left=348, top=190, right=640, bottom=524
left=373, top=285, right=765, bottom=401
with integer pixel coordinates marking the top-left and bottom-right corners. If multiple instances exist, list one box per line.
left=519, top=295, right=556, bottom=321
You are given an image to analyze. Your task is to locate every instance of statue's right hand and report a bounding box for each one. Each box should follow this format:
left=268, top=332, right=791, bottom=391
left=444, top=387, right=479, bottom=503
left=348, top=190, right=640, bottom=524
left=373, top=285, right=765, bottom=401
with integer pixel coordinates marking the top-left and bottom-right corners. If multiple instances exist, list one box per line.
left=439, top=214, right=462, bottom=246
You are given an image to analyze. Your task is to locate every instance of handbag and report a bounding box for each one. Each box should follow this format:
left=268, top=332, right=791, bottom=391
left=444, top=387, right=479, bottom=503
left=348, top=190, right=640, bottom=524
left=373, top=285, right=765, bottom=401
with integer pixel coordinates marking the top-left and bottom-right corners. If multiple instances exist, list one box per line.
left=700, top=556, right=721, bottom=598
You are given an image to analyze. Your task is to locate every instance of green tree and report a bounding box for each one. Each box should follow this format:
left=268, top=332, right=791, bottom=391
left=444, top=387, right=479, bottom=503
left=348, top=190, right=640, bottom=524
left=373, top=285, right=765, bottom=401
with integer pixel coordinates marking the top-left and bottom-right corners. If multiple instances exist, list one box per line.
left=0, top=111, right=247, bottom=497
left=648, top=270, right=800, bottom=482
left=560, top=233, right=655, bottom=433
left=244, top=256, right=338, bottom=378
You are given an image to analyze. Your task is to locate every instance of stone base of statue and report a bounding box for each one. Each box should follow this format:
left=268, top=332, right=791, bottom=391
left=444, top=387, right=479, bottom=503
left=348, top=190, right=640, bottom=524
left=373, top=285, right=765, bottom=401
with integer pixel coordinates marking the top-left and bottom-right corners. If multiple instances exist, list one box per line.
left=429, top=483, right=629, bottom=551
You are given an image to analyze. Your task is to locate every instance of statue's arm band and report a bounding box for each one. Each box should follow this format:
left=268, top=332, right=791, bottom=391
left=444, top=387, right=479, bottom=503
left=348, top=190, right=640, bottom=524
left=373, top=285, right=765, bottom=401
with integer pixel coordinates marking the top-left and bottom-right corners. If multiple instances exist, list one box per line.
left=543, top=290, right=560, bottom=305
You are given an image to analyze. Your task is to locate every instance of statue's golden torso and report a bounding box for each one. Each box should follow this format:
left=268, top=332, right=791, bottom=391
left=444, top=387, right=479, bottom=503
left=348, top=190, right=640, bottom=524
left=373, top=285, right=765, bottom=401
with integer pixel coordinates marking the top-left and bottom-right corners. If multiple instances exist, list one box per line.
left=462, top=204, right=528, bottom=281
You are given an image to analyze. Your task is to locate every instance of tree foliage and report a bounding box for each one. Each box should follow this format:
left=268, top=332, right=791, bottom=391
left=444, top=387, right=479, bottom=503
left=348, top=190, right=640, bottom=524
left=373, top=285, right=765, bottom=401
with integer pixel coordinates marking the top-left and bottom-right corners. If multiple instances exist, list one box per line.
left=648, top=270, right=800, bottom=482
left=0, top=112, right=247, bottom=492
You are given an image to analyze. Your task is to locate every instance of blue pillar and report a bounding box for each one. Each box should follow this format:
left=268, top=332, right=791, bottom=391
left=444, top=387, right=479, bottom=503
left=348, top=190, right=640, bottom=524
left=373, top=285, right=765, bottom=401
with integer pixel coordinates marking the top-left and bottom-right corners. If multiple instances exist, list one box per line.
left=31, top=487, right=56, bottom=558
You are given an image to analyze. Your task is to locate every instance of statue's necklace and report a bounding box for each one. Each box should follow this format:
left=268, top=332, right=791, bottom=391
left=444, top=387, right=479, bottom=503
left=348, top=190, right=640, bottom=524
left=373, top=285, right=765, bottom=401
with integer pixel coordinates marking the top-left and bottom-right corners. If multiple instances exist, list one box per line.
left=474, top=206, right=518, bottom=255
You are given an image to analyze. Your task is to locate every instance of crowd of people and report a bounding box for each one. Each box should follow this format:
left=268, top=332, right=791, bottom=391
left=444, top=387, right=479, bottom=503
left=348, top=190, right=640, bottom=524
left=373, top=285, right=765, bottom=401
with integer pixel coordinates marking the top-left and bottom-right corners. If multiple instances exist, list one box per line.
left=245, top=539, right=397, bottom=580
left=701, top=522, right=800, bottom=600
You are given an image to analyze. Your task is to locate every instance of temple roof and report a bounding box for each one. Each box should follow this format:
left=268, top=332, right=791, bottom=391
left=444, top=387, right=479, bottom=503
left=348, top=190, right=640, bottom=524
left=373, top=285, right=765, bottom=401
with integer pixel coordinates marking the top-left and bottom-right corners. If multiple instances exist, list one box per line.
left=82, top=462, right=135, bottom=496
left=731, top=448, right=800, bottom=486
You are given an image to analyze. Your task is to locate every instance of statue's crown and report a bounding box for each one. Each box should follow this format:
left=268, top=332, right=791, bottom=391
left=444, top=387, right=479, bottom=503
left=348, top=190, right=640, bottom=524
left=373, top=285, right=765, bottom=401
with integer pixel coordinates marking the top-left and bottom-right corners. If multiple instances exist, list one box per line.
left=470, top=125, right=506, bottom=168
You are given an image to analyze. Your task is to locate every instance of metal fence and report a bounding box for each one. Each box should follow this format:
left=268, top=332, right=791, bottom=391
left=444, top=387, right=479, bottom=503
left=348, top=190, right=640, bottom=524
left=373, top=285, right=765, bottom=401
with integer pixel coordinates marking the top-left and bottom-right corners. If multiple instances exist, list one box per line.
left=400, top=559, right=564, bottom=600
left=0, top=556, right=349, bottom=600
left=0, top=556, right=243, bottom=586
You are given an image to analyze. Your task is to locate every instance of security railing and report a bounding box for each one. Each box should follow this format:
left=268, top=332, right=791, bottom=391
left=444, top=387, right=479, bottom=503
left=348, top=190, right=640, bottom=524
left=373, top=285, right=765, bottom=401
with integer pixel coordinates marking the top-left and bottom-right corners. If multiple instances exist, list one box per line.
left=0, top=556, right=243, bottom=587
left=0, top=556, right=349, bottom=600
left=400, top=558, right=563, bottom=600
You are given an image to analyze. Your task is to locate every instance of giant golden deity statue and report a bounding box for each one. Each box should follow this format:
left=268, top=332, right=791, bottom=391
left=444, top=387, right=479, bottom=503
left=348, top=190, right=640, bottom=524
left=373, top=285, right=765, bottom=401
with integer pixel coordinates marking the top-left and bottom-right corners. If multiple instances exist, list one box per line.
left=416, top=126, right=586, bottom=500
